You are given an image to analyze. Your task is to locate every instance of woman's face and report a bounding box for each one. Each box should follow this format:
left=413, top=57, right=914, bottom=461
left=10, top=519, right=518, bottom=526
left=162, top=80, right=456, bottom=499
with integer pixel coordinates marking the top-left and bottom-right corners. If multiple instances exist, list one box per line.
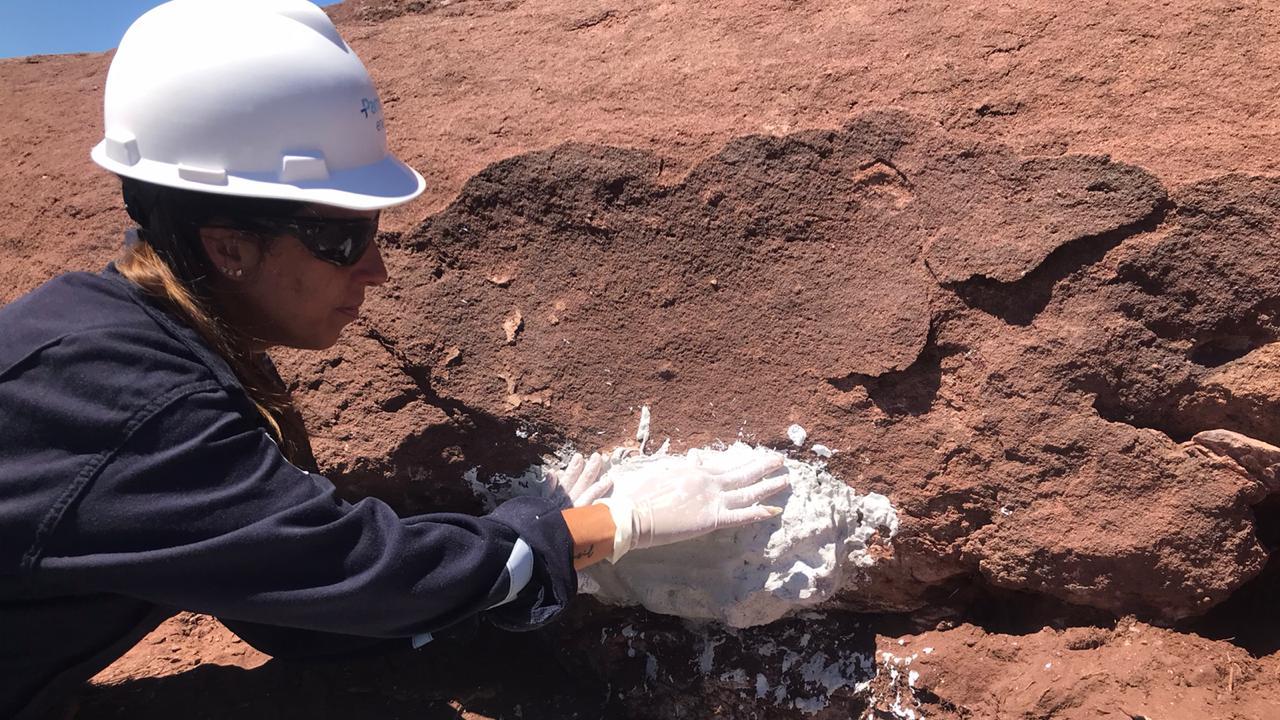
left=199, top=204, right=388, bottom=351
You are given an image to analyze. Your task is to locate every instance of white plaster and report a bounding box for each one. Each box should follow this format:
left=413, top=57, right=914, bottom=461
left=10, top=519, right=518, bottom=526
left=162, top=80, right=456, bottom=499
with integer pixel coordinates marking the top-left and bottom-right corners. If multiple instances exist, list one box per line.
left=478, top=415, right=898, bottom=628
left=861, top=650, right=927, bottom=720
left=689, top=619, right=880, bottom=716
left=787, top=423, right=808, bottom=446
left=698, top=636, right=721, bottom=674
left=636, top=405, right=651, bottom=451
left=581, top=441, right=899, bottom=627
left=793, top=696, right=827, bottom=713
left=462, top=467, right=490, bottom=510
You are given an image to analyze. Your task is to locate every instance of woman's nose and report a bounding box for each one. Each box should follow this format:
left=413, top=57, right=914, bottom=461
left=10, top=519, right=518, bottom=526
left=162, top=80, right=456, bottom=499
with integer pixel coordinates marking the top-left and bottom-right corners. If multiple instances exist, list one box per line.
left=353, top=239, right=390, bottom=286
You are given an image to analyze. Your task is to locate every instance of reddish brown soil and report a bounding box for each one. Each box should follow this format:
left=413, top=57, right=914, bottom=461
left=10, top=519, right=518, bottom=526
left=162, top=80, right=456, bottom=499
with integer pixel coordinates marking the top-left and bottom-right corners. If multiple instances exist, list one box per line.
left=4, top=0, right=1280, bottom=717
left=869, top=619, right=1280, bottom=720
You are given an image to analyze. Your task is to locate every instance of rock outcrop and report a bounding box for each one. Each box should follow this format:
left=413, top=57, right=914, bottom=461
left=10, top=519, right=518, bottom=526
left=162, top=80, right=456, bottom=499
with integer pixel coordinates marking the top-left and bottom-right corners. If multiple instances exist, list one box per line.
left=297, top=112, right=1271, bottom=622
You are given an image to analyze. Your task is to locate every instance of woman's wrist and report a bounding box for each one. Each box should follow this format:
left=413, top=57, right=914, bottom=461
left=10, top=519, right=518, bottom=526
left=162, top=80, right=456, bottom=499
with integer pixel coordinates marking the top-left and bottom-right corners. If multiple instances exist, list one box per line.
left=561, top=503, right=616, bottom=569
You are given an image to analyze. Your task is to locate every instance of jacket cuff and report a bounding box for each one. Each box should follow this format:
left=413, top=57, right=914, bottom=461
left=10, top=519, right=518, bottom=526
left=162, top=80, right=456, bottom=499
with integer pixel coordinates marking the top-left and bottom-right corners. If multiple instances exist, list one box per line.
left=481, top=496, right=577, bottom=631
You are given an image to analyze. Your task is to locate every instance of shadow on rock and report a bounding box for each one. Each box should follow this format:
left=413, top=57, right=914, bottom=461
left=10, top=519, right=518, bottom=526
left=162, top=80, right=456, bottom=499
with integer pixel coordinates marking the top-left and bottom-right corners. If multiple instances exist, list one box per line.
left=78, top=624, right=607, bottom=720
left=546, top=602, right=883, bottom=719
left=827, top=326, right=950, bottom=418
left=326, top=324, right=568, bottom=516
left=1182, top=493, right=1280, bottom=656
left=945, top=198, right=1172, bottom=326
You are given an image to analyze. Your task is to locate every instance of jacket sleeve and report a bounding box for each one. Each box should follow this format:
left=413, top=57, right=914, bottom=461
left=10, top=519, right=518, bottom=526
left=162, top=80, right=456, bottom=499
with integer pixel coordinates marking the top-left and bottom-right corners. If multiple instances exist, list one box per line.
left=33, top=384, right=577, bottom=639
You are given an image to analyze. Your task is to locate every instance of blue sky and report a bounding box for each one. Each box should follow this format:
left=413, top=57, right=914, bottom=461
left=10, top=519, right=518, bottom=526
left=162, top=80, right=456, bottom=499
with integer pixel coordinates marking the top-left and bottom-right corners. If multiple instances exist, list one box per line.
left=0, top=0, right=343, bottom=59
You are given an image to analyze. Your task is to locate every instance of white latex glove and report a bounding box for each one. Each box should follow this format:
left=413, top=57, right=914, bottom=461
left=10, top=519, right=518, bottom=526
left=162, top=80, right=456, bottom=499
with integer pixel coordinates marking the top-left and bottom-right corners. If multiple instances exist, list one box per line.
left=544, top=452, right=614, bottom=507
left=597, top=450, right=789, bottom=562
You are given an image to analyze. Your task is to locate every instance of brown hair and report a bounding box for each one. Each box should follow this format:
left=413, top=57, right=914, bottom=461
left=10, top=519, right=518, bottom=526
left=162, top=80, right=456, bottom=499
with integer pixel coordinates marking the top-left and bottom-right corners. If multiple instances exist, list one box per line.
left=114, top=177, right=316, bottom=469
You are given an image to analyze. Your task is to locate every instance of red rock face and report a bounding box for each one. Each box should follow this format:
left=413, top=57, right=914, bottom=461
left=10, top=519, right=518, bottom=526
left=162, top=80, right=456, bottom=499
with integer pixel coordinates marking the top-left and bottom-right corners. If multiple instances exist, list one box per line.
left=5, top=0, right=1280, bottom=717
left=286, top=113, right=1280, bottom=715
left=864, top=620, right=1280, bottom=720
left=301, top=112, right=1261, bottom=622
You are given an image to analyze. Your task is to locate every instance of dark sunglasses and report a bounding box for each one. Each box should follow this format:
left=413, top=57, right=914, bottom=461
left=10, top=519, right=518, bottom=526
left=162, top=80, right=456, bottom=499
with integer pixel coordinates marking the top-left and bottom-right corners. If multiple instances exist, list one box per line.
left=207, top=213, right=380, bottom=267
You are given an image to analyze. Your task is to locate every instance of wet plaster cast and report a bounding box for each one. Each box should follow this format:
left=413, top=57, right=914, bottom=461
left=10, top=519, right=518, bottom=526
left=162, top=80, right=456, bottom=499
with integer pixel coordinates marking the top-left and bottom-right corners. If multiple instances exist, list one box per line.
left=464, top=403, right=898, bottom=627
left=469, top=438, right=899, bottom=627
left=582, top=442, right=899, bottom=628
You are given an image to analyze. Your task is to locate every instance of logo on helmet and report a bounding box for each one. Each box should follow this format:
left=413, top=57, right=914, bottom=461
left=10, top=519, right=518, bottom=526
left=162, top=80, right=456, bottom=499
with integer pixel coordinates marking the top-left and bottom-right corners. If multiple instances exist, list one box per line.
left=360, top=98, right=385, bottom=132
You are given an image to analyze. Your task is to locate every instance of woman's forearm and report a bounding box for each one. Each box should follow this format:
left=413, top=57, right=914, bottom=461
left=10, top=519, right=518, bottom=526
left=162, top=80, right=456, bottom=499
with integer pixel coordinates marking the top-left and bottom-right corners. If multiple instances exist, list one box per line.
left=561, top=503, right=616, bottom=569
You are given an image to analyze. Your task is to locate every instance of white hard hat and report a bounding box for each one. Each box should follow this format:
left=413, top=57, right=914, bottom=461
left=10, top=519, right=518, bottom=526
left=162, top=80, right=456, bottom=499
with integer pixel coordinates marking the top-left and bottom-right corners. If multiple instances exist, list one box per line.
left=90, top=0, right=425, bottom=211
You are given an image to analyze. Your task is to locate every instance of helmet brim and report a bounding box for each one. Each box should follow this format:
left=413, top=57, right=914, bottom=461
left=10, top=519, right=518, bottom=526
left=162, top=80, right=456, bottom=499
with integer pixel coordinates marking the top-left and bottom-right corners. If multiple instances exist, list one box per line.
left=92, top=143, right=427, bottom=211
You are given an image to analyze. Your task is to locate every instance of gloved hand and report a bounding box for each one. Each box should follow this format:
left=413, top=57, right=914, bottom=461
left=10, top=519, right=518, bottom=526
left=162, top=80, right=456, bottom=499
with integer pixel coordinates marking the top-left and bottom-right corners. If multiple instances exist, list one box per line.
left=597, top=449, right=789, bottom=563
left=544, top=452, right=615, bottom=507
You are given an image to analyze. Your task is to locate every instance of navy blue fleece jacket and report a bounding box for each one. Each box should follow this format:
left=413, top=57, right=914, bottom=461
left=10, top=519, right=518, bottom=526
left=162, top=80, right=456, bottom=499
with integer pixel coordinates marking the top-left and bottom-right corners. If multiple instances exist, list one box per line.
left=0, top=265, right=576, bottom=719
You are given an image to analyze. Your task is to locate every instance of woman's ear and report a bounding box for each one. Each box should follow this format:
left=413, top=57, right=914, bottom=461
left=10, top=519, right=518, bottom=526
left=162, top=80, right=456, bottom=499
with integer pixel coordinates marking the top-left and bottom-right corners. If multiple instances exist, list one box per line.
left=199, top=226, right=261, bottom=279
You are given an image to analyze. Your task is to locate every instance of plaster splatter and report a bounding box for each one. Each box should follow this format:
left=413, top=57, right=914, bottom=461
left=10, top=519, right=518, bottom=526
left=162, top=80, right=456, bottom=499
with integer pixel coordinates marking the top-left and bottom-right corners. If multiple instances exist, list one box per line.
left=862, top=650, right=926, bottom=720
left=600, top=616, right=879, bottom=715
left=787, top=423, right=808, bottom=446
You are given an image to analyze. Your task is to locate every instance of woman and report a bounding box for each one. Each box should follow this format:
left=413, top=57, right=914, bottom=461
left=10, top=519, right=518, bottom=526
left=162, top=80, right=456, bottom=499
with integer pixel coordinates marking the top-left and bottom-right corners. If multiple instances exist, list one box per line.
left=0, top=2, right=787, bottom=718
